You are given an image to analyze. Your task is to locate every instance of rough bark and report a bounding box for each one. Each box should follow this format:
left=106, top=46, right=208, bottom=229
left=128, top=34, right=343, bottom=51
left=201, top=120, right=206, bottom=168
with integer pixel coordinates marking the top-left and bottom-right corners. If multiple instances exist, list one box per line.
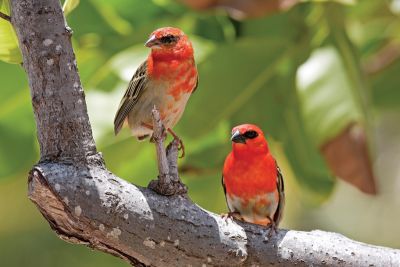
left=28, top=162, right=400, bottom=267
left=11, top=0, right=96, bottom=163
left=9, top=0, right=400, bottom=266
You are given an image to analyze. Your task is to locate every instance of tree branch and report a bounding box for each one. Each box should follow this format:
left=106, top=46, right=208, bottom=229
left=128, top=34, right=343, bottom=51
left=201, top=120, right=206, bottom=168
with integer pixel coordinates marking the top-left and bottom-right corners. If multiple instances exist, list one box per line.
left=9, top=0, right=400, bottom=266
left=28, top=161, right=400, bottom=266
left=11, top=0, right=97, bottom=163
left=148, top=106, right=187, bottom=195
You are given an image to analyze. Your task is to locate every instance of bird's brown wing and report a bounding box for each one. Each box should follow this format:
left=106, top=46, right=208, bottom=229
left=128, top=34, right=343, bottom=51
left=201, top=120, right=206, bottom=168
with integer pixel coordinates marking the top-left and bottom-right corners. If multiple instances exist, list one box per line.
left=273, top=163, right=285, bottom=226
left=113, top=61, right=149, bottom=135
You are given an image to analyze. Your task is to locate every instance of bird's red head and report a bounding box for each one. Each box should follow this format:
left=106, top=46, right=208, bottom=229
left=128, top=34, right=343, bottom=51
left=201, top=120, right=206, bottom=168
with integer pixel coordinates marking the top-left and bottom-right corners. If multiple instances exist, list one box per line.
left=230, top=124, right=269, bottom=157
left=145, top=27, right=193, bottom=60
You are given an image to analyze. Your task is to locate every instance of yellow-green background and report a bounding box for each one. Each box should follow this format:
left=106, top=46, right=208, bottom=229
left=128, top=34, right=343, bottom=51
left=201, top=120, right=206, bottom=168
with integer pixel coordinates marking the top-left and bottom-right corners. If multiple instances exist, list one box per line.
left=1, top=0, right=400, bottom=266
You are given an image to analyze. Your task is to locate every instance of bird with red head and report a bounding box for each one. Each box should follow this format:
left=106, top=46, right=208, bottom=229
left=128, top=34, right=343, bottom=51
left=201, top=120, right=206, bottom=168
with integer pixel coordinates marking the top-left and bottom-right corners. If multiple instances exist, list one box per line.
left=222, top=124, right=285, bottom=234
left=114, top=27, right=198, bottom=157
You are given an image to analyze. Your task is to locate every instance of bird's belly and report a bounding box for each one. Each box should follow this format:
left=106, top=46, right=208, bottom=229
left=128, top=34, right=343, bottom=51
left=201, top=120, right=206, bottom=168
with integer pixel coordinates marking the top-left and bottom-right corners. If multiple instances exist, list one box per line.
left=127, top=81, right=191, bottom=137
left=227, top=192, right=279, bottom=226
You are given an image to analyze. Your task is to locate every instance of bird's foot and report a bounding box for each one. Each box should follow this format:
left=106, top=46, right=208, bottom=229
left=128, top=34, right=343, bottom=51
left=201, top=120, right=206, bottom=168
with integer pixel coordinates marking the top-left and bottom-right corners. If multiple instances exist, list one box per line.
left=266, top=216, right=278, bottom=239
left=167, top=128, right=185, bottom=158
left=148, top=108, right=187, bottom=196
left=221, top=211, right=243, bottom=223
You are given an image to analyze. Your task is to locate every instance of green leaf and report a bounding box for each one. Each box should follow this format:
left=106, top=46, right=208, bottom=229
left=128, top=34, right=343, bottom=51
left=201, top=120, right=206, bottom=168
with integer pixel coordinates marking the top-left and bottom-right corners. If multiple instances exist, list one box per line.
left=88, top=0, right=132, bottom=35
left=371, top=59, right=400, bottom=109
left=0, top=61, right=35, bottom=179
left=62, top=0, right=80, bottom=17
left=297, top=46, right=362, bottom=145
left=0, top=0, right=22, bottom=64
left=180, top=122, right=230, bottom=172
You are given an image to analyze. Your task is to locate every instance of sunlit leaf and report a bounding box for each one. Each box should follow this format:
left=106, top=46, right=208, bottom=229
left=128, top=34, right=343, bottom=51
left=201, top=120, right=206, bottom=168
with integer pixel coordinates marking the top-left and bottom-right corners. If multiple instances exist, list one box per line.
left=297, top=46, right=362, bottom=145
left=63, top=0, right=80, bottom=17
left=0, top=0, right=22, bottom=64
left=86, top=87, right=124, bottom=141
left=106, top=44, right=148, bottom=82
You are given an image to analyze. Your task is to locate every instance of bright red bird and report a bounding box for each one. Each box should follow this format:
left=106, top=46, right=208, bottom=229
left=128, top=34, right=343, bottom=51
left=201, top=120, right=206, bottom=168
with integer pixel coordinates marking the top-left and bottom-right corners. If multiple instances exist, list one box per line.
left=114, top=27, right=198, bottom=156
left=222, top=124, right=285, bottom=232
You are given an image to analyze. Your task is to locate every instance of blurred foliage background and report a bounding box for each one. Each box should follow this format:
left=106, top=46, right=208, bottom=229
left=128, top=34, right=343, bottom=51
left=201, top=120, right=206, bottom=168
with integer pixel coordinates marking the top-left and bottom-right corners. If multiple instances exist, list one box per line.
left=1, top=0, right=400, bottom=266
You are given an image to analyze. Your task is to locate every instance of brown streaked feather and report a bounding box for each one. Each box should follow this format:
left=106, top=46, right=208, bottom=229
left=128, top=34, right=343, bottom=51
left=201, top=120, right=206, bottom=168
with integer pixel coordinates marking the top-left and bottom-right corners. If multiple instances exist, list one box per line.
left=114, top=61, right=149, bottom=135
left=273, top=163, right=285, bottom=226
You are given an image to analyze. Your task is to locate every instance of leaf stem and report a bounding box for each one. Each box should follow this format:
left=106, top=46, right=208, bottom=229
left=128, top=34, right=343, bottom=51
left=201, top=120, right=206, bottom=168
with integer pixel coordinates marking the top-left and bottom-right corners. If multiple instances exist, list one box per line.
left=324, top=3, right=374, bottom=150
left=0, top=11, right=11, bottom=22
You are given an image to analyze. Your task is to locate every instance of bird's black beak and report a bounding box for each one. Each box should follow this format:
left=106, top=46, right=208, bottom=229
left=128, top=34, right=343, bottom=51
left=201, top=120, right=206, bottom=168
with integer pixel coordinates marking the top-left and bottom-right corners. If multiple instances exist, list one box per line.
left=231, top=130, right=246, bottom=144
left=145, top=35, right=160, bottom=48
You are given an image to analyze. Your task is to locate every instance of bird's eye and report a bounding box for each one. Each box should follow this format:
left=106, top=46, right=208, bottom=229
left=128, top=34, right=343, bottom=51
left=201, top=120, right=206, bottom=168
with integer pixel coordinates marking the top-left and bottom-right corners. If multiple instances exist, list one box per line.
left=243, top=130, right=258, bottom=139
left=160, top=35, right=178, bottom=44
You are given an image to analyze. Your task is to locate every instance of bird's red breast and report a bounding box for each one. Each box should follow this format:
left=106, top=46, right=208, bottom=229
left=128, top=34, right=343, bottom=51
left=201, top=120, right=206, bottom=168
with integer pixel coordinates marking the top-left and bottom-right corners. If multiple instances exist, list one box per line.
left=223, top=124, right=277, bottom=197
left=222, top=124, right=284, bottom=226
left=223, top=151, right=277, bottom=198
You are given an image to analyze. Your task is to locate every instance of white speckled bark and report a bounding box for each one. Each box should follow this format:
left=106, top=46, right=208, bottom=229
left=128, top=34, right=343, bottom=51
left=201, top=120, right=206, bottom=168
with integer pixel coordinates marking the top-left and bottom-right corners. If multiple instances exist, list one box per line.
left=10, top=0, right=400, bottom=266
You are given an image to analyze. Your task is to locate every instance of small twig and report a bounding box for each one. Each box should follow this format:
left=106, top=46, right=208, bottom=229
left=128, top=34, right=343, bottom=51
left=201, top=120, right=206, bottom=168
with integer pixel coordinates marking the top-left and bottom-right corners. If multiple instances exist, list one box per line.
left=166, top=139, right=187, bottom=194
left=166, top=139, right=179, bottom=181
left=0, top=11, right=11, bottom=22
left=151, top=106, right=171, bottom=186
left=148, top=106, right=187, bottom=195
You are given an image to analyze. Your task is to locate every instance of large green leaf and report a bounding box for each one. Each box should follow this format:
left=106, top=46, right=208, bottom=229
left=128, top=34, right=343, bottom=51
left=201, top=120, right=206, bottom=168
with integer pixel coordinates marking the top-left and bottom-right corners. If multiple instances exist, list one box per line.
left=297, top=46, right=362, bottom=145
left=0, top=0, right=22, bottom=64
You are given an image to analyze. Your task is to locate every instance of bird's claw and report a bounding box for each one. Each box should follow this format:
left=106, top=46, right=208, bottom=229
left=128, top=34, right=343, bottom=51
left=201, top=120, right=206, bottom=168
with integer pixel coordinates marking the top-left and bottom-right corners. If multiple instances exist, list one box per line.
left=220, top=211, right=242, bottom=223
left=176, top=138, right=185, bottom=158
left=167, top=128, right=185, bottom=158
left=266, top=216, right=278, bottom=238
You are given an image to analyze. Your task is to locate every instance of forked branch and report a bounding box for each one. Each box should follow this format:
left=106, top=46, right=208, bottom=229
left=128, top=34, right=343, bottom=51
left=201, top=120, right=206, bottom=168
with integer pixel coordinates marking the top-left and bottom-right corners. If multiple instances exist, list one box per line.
left=9, top=0, right=400, bottom=266
left=147, top=106, right=187, bottom=195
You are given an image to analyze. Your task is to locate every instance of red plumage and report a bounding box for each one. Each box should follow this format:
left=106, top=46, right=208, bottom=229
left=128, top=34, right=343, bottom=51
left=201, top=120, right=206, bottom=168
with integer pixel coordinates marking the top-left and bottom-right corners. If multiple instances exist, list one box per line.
left=222, top=124, right=285, bottom=227
left=114, top=27, right=198, bottom=156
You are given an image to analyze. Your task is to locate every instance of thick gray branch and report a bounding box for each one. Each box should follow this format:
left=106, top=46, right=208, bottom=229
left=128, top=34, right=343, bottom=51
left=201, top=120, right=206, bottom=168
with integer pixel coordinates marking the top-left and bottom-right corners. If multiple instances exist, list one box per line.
left=29, top=161, right=400, bottom=267
left=9, top=0, right=400, bottom=266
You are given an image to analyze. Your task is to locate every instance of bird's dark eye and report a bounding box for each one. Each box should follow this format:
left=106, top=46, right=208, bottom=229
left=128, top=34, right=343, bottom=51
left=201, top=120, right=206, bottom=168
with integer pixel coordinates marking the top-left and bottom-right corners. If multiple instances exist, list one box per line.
left=243, top=130, right=258, bottom=139
left=160, top=34, right=178, bottom=44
